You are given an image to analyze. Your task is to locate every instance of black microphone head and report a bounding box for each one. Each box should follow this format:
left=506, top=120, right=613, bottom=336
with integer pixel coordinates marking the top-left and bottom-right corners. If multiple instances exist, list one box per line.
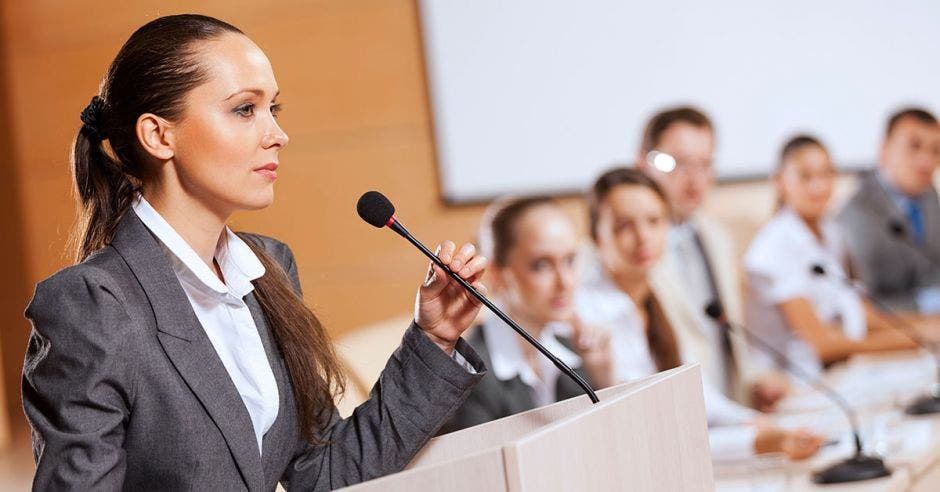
left=888, top=220, right=905, bottom=238
left=704, top=300, right=724, bottom=321
left=811, top=264, right=826, bottom=276
left=357, top=191, right=395, bottom=228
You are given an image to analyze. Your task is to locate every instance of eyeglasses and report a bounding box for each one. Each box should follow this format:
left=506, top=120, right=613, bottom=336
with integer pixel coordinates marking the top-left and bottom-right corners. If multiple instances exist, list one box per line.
left=646, top=151, right=712, bottom=176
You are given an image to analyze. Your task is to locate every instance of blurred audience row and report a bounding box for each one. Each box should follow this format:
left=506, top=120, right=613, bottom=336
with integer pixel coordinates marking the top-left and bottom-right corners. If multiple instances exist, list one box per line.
left=438, top=106, right=940, bottom=462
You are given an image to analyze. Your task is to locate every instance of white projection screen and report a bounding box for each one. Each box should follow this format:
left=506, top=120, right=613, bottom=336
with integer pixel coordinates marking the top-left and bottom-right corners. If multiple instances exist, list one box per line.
left=418, top=0, right=940, bottom=203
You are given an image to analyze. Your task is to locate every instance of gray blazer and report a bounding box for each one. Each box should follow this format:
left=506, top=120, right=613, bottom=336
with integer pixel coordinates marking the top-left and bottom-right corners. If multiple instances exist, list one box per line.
left=439, top=325, right=590, bottom=434
left=22, top=210, right=485, bottom=491
left=836, top=170, right=940, bottom=310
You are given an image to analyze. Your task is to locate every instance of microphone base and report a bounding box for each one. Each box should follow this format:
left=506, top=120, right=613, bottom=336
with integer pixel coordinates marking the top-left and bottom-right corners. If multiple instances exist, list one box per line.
left=904, top=393, right=940, bottom=415
left=812, top=454, right=891, bottom=484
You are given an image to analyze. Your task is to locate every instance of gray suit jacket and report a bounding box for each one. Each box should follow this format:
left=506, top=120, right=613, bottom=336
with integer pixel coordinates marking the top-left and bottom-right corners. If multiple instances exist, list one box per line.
left=439, top=325, right=590, bottom=434
left=836, top=170, right=940, bottom=310
left=22, top=210, right=485, bottom=491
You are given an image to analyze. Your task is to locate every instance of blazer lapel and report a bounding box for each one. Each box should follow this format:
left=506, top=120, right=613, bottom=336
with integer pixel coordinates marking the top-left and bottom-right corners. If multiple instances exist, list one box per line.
left=110, top=211, right=265, bottom=492
left=919, top=188, right=940, bottom=257
left=245, top=292, right=297, bottom=478
left=864, top=173, right=913, bottom=245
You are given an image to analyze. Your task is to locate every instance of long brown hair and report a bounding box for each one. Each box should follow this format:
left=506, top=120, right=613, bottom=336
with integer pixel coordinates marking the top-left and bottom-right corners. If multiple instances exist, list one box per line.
left=69, top=14, right=342, bottom=443
left=645, top=296, right=682, bottom=372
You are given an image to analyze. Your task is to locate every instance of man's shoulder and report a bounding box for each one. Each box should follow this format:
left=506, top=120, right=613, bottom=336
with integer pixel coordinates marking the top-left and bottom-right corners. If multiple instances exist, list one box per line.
left=838, top=170, right=887, bottom=217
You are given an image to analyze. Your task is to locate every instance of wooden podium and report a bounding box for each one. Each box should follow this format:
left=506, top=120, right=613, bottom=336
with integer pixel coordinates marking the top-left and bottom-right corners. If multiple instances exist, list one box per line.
left=339, top=364, right=713, bottom=491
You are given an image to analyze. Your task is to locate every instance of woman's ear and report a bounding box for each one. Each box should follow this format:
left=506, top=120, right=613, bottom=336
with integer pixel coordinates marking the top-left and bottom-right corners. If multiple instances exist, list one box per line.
left=136, top=113, right=175, bottom=160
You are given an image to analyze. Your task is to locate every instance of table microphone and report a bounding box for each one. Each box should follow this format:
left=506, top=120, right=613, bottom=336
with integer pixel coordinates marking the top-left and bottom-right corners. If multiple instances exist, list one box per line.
left=846, top=207, right=937, bottom=276
left=356, top=190, right=599, bottom=404
left=886, top=219, right=940, bottom=276
left=810, top=263, right=940, bottom=415
left=704, top=301, right=891, bottom=484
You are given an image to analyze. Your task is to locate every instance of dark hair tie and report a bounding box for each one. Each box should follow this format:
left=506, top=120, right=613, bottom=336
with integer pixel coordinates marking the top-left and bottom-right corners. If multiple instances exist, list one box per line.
left=80, top=96, right=107, bottom=139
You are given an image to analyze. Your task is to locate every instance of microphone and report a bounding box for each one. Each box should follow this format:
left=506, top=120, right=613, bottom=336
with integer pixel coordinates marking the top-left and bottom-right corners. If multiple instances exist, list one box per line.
left=810, top=264, right=940, bottom=415
left=886, top=219, right=937, bottom=265
left=888, top=219, right=906, bottom=239
left=704, top=301, right=891, bottom=484
left=357, top=191, right=599, bottom=404
left=886, top=220, right=940, bottom=277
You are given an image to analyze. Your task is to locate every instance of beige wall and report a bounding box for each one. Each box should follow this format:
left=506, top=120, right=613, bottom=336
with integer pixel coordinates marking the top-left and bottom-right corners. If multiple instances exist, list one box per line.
left=0, top=0, right=868, bottom=445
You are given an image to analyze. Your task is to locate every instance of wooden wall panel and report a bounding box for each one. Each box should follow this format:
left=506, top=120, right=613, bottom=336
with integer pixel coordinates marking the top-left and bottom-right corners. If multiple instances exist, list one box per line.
left=0, top=0, right=26, bottom=448
left=0, top=0, right=846, bottom=445
left=0, top=0, right=501, bottom=438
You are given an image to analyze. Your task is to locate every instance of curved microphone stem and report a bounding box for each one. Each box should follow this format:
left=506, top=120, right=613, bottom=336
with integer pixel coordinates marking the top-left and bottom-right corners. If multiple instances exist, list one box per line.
left=724, top=318, right=864, bottom=455
left=815, top=267, right=940, bottom=391
left=388, top=218, right=600, bottom=404
left=862, top=288, right=940, bottom=390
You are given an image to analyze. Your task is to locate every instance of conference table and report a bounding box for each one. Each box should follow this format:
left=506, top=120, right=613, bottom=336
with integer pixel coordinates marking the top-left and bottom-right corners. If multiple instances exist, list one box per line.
left=713, top=349, right=940, bottom=491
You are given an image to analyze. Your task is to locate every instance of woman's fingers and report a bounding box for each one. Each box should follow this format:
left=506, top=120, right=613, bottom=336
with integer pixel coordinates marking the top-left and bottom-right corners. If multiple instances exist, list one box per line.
left=577, top=323, right=610, bottom=351
left=422, top=253, right=448, bottom=296
left=459, top=255, right=488, bottom=279
left=422, top=241, right=488, bottom=299
left=449, top=243, right=476, bottom=272
left=469, top=281, right=487, bottom=303
left=438, top=240, right=457, bottom=264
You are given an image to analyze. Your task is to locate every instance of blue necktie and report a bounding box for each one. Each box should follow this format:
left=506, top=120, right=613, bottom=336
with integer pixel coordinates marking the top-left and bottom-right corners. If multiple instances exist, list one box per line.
left=906, top=199, right=925, bottom=245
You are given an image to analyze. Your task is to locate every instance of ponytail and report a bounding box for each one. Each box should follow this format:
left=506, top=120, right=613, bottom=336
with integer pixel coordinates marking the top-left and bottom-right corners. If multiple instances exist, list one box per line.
left=69, top=96, right=138, bottom=262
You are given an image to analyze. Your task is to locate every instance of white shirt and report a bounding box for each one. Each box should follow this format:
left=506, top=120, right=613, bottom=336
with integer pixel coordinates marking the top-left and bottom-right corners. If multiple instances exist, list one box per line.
left=133, top=196, right=278, bottom=455
left=480, top=316, right=582, bottom=408
left=744, top=207, right=866, bottom=378
left=575, top=260, right=758, bottom=460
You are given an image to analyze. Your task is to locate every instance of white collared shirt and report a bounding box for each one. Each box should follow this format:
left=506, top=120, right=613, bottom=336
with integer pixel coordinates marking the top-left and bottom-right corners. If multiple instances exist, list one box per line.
left=133, top=196, right=278, bottom=455
left=575, top=260, right=758, bottom=460
left=480, top=315, right=581, bottom=408
left=744, top=207, right=866, bottom=378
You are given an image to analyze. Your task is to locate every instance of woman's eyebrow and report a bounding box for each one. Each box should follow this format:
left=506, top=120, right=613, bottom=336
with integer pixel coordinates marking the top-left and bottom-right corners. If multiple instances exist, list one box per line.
left=223, top=88, right=280, bottom=101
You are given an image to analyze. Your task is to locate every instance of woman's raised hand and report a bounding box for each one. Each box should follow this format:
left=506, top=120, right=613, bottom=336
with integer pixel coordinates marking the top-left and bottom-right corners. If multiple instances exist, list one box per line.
left=570, top=316, right=617, bottom=388
left=414, top=240, right=488, bottom=354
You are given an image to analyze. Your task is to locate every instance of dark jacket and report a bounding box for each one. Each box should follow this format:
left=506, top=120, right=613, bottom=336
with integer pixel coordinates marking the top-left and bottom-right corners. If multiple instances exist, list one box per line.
left=837, top=170, right=940, bottom=310
left=22, top=210, right=485, bottom=491
left=440, top=323, right=590, bottom=434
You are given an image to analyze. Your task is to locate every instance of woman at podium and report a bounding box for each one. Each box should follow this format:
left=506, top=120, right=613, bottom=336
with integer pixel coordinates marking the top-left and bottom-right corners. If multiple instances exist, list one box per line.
left=21, top=14, right=490, bottom=490
left=442, top=196, right=617, bottom=433
left=577, top=167, right=824, bottom=461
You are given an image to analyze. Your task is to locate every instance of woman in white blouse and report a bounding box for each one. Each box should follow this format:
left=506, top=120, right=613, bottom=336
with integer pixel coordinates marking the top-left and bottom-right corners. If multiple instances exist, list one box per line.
left=443, top=196, right=616, bottom=432
left=745, top=135, right=916, bottom=377
left=577, top=167, right=823, bottom=461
